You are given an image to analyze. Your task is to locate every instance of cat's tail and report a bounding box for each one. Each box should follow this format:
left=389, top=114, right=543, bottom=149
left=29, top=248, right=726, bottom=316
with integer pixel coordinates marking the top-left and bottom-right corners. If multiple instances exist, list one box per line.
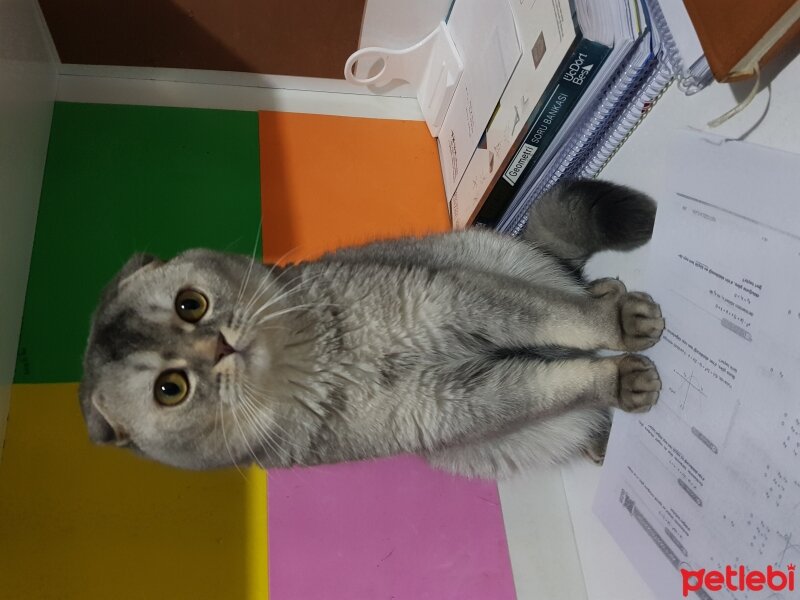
left=521, top=179, right=656, bottom=270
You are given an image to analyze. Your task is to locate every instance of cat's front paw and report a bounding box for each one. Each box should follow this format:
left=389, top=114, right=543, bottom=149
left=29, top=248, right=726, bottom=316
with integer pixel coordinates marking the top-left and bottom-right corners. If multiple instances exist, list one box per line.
left=589, top=279, right=665, bottom=351
left=620, top=291, right=664, bottom=351
left=616, top=354, right=661, bottom=412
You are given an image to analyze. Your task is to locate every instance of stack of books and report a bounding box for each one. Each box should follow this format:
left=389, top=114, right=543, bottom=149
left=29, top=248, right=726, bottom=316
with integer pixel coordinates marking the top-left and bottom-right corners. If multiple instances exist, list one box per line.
left=448, top=0, right=670, bottom=232
left=448, top=0, right=800, bottom=234
left=441, top=0, right=672, bottom=233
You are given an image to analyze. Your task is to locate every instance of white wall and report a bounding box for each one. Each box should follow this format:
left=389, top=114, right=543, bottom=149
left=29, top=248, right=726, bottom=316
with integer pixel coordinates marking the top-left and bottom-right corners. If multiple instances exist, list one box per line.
left=0, top=0, right=58, bottom=453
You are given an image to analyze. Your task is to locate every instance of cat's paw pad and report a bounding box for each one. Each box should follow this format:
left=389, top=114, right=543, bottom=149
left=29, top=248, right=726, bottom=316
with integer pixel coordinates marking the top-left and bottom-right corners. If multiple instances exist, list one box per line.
left=617, top=354, right=660, bottom=413
left=620, top=292, right=664, bottom=351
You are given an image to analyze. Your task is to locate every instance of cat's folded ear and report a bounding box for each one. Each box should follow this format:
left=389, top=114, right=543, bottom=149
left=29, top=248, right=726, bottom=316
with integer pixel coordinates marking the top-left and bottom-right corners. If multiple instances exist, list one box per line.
left=89, top=253, right=164, bottom=320
left=116, top=253, right=163, bottom=288
left=79, top=389, right=122, bottom=446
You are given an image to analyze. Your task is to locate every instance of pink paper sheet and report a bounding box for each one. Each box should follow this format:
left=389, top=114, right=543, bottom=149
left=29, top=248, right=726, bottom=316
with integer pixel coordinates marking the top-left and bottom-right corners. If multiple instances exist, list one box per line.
left=268, top=454, right=516, bottom=599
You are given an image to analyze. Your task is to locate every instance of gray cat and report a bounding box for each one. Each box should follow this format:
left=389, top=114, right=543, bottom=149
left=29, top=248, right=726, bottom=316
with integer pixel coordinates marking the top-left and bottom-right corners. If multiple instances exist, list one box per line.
left=79, top=180, right=663, bottom=479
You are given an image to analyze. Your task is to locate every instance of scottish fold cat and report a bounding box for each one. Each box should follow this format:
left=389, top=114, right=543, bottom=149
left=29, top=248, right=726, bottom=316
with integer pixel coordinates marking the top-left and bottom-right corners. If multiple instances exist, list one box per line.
left=80, top=180, right=663, bottom=478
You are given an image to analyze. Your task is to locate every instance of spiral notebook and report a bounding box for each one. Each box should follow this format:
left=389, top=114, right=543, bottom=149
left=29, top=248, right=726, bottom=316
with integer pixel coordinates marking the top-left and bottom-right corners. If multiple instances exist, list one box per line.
left=493, top=0, right=693, bottom=236
left=649, top=0, right=712, bottom=94
left=503, top=23, right=675, bottom=234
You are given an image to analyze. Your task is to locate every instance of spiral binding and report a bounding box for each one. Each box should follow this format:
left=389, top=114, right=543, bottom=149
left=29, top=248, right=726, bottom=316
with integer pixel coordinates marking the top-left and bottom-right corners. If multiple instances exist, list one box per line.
left=647, top=0, right=711, bottom=95
left=579, top=68, right=674, bottom=177
left=645, top=0, right=686, bottom=87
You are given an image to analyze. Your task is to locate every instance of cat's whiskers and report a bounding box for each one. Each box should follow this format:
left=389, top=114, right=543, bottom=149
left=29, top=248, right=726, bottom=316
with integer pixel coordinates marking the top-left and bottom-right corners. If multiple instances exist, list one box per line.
left=233, top=256, right=259, bottom=322
left=218, top=390, right=247, bottom=479
left=249, top=300, right=343, bottom=333
left=236, top=255, right=305, bottom=324
left=239, top=382, right=314, bottom=476
left=242, top=271, right=326, bottom=326
left=237, top=388, right=299, bottom=467
left=251, top=304, right=317, bottom=328
left=232, top=265, right=281, bottom=330
left=251, top=246, right=302, bottom=304
left=229, top=396, right=267, bottom=470
left=238, top=265, right=284, bottom=318
left=234, top=278, right=337, bottom=350
left=245, top=267, right=329, bottom=317
left=233, top=218, right=264, bottom=311
left=233, top=272, right=295, bottom=335
left=242, top=380, right=307, bottom=467
left=221, top=375, right=275, bottom=480
left=240, top=380, right=301, bottom=449
left=235, top=386, right=277, bottom=449
left=239, top=382, right=292, bottom=444
left=238, top=391, right=314, bottom=489
left=242, top=282, right=301, bottom=325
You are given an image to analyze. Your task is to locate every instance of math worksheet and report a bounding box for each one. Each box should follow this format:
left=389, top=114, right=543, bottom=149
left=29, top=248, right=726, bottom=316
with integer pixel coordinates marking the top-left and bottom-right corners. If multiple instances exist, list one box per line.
left=595, top=131, right=800, bottom=600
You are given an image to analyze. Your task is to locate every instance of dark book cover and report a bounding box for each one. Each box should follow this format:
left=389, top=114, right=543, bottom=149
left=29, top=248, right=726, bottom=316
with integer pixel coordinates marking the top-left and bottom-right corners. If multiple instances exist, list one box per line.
left=475, top=37, right=612, bottom=228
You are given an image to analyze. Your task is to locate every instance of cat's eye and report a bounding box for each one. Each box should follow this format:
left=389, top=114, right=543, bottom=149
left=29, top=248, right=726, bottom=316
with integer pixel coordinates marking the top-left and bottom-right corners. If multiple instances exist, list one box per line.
left=175, top=289, right=208, bottom=323
left=154, top=370, right=190, bottom=406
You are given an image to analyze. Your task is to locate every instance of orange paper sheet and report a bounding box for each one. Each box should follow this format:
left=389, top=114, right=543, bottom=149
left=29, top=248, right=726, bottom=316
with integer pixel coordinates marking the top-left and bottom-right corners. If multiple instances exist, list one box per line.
left=259, top=111, right=450, bottom=263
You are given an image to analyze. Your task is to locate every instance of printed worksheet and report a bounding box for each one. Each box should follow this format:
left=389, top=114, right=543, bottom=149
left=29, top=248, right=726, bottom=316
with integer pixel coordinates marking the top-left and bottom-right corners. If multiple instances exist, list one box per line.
left=595, top=131, right=800, bottom=600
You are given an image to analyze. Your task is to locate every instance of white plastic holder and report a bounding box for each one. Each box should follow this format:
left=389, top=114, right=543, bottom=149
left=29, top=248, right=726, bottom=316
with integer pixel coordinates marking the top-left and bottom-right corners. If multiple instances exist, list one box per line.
left=344, top=22, right=463, bottom=137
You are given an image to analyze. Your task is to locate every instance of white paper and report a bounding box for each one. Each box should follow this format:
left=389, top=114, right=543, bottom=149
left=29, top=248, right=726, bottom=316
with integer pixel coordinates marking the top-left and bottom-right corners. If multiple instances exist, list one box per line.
left=437, top=0, right=521, bottom=201
left=595, top=130, right=800, bottom=600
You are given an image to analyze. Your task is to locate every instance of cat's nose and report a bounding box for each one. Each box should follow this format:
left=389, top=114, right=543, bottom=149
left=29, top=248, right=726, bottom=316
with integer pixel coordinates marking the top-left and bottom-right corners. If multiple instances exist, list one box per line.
left=214, top=332, right=237, bottom=364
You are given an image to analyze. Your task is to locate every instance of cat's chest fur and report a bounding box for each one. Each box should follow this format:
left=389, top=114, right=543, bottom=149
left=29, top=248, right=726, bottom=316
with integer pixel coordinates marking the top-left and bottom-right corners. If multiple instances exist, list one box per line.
left=267, top=261, right=528, bottom=465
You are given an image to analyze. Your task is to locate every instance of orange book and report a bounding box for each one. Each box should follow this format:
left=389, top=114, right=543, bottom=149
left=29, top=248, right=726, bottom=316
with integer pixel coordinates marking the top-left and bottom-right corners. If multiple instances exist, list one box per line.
left=683, top=0, right=800, bottom=82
